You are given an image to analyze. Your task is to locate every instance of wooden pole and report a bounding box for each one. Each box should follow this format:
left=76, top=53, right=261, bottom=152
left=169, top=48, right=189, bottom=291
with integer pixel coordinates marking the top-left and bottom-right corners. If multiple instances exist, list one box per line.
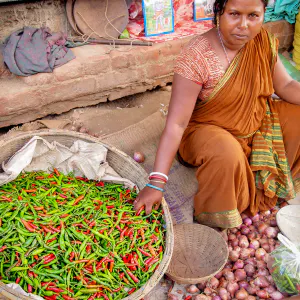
left=68, top=38, right=153, bottom=47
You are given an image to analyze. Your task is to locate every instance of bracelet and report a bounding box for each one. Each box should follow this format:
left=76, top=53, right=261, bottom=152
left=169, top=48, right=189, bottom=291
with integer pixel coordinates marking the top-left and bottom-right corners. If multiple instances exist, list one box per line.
left=149, top=172, right=168, bottom=181
left=150, top=179, right=166, bottom=184
left=146, top=183, right=164, bottom=192
left=149, top=175, right=167, bottom=183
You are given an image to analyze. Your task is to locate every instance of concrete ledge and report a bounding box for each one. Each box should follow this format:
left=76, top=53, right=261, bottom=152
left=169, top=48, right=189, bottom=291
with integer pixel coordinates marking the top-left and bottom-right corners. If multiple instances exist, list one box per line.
left=0, top=20, right=295, bottom=128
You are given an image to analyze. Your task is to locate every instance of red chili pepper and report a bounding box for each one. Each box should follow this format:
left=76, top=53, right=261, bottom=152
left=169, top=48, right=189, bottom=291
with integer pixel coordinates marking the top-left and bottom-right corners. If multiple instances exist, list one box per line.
left=23, top=189, right=37, bottom=193
left=62, top=296, right=76, bottom=300
left=86, top=244, right=92, bottom=253
left=136, top=205, right=145, bottom=216
left=46, top=287, right=64, bottom=293
left=155, top=227, right=159, bottom=233
left=128, top=288, right=136, bottom=295
left=89, top=220, right=96, bottom=228
left=41, top=225, right=53, bottom=233
left=27, top=284, right=33, bottom=293
left=44, top=296, right=57, bottom=300
left=0, top=245, right=7, bottom=252
left=72, top=259, right=90, bottom=264
left=138, top=248, right=151, bottom=257
left=49, top=225, right=60, bottom=233
left=126, top=270, right=139, bottom=283
left=53, top=168, right=60, bottom=176
left=50, top=181, right=57, bottom=185
left=96, top=181, right=104, bottom=187
left=41, top=253, right=55, bottom=263
left=73, top=194, right=85, bottom=206
left=159, top=246, right=163, bottom=253
left=42, top=282, right=56, bottom=287
left=15, top=277, right=21, bottom=284
left=60, top=214, right=69, bottom=218
left=120, top=227, right=128, bottom=241
left=35, top=176, right=45, bottom=180
left=21, top=219, right=35, bottom=232
left=1, top=196, right=12, bottom=202
left=144, top=257, right=154, bottom=265
left=46, top=237, right=57, bottom=244
left=184, top=296, right=192, bottom=300
left=26, top=221, right=38, bottom=229
left=69, top=252, right=75, bottom=262
left=17, top=196, right=23, bottom=200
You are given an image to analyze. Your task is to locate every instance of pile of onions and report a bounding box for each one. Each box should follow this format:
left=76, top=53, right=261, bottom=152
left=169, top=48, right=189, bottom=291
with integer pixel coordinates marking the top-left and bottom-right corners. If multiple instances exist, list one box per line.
left=175, top=209, right=287, bottom=300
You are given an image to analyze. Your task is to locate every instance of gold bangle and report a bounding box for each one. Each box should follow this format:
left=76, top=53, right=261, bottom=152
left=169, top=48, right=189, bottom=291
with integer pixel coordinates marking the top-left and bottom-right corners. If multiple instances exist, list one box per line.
left=150, top=180, right=166, bottom=185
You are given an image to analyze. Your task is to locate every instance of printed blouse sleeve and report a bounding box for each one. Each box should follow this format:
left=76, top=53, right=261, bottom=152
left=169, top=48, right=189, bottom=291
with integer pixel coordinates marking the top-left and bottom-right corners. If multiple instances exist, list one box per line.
left=174, top=38, right=209, bottom=86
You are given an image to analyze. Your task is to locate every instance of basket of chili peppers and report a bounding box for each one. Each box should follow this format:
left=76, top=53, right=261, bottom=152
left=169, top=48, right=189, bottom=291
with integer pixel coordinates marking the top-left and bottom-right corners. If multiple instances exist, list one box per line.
left=0, top=130, right=174, bottom=300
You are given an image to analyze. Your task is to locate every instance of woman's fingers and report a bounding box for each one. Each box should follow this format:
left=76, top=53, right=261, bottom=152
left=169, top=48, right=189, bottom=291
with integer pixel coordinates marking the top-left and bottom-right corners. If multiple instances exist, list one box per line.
left=133, top=196, right=143, bottom=211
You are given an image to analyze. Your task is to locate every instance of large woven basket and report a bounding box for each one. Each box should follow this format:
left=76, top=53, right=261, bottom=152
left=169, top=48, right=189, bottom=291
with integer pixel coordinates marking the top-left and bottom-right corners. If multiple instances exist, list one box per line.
left=0, top=129, right=174, bottom=300
left=166, top=224, right=228, bottom=284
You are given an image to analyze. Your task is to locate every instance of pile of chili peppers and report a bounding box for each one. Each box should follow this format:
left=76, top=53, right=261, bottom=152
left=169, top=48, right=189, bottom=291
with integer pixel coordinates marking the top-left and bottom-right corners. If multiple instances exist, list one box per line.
left=0, top=169, right=165, bottom=300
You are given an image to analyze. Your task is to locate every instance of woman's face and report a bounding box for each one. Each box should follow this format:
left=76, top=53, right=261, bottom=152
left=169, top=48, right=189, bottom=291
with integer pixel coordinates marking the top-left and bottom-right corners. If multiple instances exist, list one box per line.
left=219, top=0, right=265, bottom=47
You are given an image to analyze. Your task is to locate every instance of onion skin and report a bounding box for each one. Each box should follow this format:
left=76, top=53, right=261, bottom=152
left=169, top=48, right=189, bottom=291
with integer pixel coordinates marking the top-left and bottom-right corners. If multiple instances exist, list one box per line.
left=133, top=151, right=145, bottom=163
left=229, top=250, right=239, bottom=262
left=186, top=284, right=199, bottom=294
left=234, top=269, right=247, bottom=281
left=207, top=277, right=219, bottom=290
left=244, top=263, right=255, bottom=277
left=256, top=289, right=270, bottom=299
left=255, top=248, right=267, bottom=260
left=233, top=259, right=244, bottom=270
left=227, top=281, right=239, bottom=297
left=253, top=276, right=270, bottom=288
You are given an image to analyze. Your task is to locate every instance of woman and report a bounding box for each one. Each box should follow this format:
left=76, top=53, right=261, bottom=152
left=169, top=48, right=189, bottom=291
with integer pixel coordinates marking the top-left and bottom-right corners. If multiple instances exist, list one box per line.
left=134, top=0, right=300, bottom=229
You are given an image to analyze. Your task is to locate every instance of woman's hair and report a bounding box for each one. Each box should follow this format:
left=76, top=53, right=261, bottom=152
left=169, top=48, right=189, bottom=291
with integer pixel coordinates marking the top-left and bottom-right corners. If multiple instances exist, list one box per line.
left=213, top=0, right=268, bottom=25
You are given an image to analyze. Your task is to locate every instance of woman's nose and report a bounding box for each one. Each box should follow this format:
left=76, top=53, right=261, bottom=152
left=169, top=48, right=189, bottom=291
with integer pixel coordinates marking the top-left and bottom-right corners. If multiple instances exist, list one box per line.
left=239, top=17, right=249, bottom=29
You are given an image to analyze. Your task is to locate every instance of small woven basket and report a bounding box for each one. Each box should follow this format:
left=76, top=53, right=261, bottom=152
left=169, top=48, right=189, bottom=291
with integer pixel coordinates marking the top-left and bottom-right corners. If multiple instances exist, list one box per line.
left=0, top=129, right=174, bottom=300
left=166, top=224, right=228, bottom=284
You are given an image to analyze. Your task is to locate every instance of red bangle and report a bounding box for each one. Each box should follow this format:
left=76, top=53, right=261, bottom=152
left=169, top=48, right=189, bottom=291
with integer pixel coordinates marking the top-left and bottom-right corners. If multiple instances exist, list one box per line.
left=148, top=175, right=167, bottom=183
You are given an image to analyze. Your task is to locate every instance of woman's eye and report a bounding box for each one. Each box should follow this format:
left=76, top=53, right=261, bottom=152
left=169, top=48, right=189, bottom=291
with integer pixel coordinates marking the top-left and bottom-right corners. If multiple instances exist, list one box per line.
left=230, top=12, right=238, bottom=16
left=249, top=13, right=258, bottom=17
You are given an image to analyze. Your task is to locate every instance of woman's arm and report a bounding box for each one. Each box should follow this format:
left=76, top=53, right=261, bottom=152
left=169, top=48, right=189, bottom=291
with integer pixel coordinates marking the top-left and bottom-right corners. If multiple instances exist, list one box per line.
left=272, top=56, right=300, bottom=105
left=134, top=73, right=202, bottom=214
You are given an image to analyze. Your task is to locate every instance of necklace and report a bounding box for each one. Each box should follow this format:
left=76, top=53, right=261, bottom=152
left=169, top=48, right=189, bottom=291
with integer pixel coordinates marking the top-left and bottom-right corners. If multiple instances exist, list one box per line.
left=217, top=28, right=231, bottom=65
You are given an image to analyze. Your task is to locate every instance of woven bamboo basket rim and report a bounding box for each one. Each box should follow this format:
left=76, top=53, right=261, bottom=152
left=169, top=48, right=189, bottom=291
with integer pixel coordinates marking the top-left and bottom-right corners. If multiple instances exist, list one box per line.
left=0, top=129, right=174, bottom=300
left=166, top=224, right=228, bottom=285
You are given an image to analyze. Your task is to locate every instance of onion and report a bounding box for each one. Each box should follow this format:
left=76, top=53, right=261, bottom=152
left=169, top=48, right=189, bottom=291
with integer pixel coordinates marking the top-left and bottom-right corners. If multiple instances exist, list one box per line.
left=239, top=281, right=249, bottom=289
left=256, top=267, right=269, bottom=277
left=224, top=270, right=235, bottom=282
left=265, top=227, right=278, bottom=238
left=227, top=281, right=239, bottom=297
left=243, top=217, right=252, bottom=226
left=233, top=259, right=244, bottom=270
left=167, top=294, right=179, bottom=300
left=204, top=287, right=213, bottom=295
left=133, top=151, right=145, bottom=163
left=257, top=223, right=268, bottom=234
left=239, top=248, right=251, bottom=260
left=231, top=239, right=239, bottom=247
left=264, top=285, right=276, bottom=293
left=246, top=285, right=258, bottom=295
left=253, top=276, right=269, bottom=288
left=270, top=218, right=277, bottom=227
left=235, top=288, right=249, bottom=299
left=212, top=297, right=221, bottom=300
left=218, top=278, right=228, bottom=288
left=247, top=231, right=257, bottom=240
left=214, top=271, right=223, bottom=279
left=245, top=258, right=256, bottom=266
left=207, top=277, right=219, bottom=290
left=268, top=238, right=276, bottom=245
left=197, top=282, right=207, bottom=290
left=255, top=248, right=267, bottom=260
left=251, top=214, right=260, bottom=222
left=270, top=291, right=284, bottom=299
left=244, top=263, right=255, bottom=277
left=186, top=284, right=199, bottom=294
left=228, top=233, right=236, bottom=241
left=261, top=243, right=270, bottom=252
left=240, top=226, right=250, bottom=235
left=218, top=287, right=229, bottom=300
left=234, top=269, right=246, bottom=281
left=256, top=260, right=267, bottom=269
left=239, top=236, right=249, bottom=248
left=248, top=296, right=256, bottom=300
left=229, top=250, right=240, bottom=262
left=230, top=228, right=238, bottom=234
left=249, top=248, right=256, bottom=257
left=249, top=239, right=260, bottom=250
left=266, top=275, right=275, bottom=285
left=256, top=289, right=269, bottom=298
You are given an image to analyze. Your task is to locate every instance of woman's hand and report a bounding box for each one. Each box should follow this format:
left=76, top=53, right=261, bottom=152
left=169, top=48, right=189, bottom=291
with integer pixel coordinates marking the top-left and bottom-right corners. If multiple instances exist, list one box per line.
left=134, top=186, right=163, bottom=215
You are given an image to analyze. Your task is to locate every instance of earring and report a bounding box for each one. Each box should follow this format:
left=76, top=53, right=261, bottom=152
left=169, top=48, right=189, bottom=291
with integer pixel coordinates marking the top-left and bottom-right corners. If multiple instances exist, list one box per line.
left=217, top=15, right=220, bottom=29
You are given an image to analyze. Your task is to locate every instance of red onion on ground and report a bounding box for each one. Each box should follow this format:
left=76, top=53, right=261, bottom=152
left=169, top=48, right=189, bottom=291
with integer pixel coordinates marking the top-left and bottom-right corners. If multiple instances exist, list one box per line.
left=249, top=239, right=260, bottom=250
left=234, top=269, right=247, bottom=281
left=212, top=297, right=221, bottom=300
left=207, top=277, right=219, bottom=290
left=240, top=226, right=250, bottom=235
left=238, top=236, right=249, bottom=248
left=214, top=271, right=223, bottom=279
left=235, top=288, right=249, bottom=299
left=238, top=281, right=249, bottom=289
left=256, top=267, right=270, bottom=277
left=256, top=259, right=267, bottom=269
left=193, top=295, right=211, bottom=300
left=265, top=226, right=278, bottom=238
left=256, top=289, right=270, bottom=299
left=251, top=214, right=260, bottom=222
left=204, top=287, right=213, bottom=296
left=229, top=250, right=239, bottom=262
left=255, top=248, right=267, bottom=260
left=246, top=285, right=259, bottom=295
left=253, top=276, right=270, bottom=288
left=239, top=248, right=251, bottom=260
left=249, top=248, right=256, bottom=257
left=233, top=259, right=244, bottom=270
left=248, top=296, right=256, bottom=300
left=264, top=285, right=276, bottom=293
left=224, top=270, right=235, bottom=282
left=227, top=281, right=239, bottom=297
left=243, top=217, right=252, bottom=226
left=218, top=278, right=228, bottom=288
left=197, top=282, right=207, bottom=290
left=218, top=287, right=229, bottom=300
left=257, top=223, right=268, bottom=234
left=244, top=263, right=255, bottom=277
left=186, top=284, right=199, bottom=294
left=261, top=243, right=270, bottom=252
left=244, top=257, right=256, bottom=266
left=270, top=291, right=285, bottom=299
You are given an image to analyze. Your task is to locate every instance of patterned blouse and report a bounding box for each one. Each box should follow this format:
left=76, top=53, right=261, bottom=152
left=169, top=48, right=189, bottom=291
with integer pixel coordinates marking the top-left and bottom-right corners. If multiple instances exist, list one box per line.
left=174, top=35, right=225, bottom=101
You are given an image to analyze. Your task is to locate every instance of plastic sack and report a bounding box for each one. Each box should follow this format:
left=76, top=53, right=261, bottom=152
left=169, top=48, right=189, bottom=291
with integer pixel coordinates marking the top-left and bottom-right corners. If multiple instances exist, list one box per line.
left=267, top=234, right=300, bottom=295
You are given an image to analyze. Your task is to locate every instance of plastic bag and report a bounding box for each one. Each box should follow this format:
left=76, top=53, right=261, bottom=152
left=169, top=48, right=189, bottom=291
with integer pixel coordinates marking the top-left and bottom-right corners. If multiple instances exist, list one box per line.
left=267, top=234, right=300, bottom=295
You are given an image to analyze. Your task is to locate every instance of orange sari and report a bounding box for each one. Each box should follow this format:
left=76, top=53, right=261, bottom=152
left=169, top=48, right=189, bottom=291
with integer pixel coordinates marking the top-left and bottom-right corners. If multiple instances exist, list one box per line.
left=177, top=29, right=300, bottom=228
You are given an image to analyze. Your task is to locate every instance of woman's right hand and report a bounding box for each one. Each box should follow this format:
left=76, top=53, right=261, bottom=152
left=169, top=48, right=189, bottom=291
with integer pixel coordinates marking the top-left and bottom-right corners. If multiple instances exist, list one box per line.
left=133, top=186, right=163, bottom=215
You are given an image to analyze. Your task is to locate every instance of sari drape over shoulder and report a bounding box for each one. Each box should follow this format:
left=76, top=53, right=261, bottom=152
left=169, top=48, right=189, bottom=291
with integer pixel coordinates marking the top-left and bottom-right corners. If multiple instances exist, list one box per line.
left=177, top=29, right=300, bottom=227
